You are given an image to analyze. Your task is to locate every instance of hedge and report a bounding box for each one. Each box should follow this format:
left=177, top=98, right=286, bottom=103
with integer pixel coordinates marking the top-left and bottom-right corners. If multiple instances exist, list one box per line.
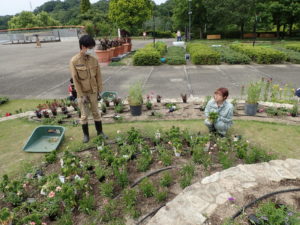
left=274, top=47, right=300, bottom=64
left=133, top=47, right=161, bottom=66
left=230, top=44, right=286, bottom=64
left=214, top=47, right=251, bottom=64
left=187, top=43, right=220, bottom=65
left=0, top=96, right=9, bottom=105
left=145, top=31, right=175, bottom=38
left=165, top=46, right=186, bottom=65
left=285, top=44, right=300, bottom=52
left=145, top=41, right=167, bottom=57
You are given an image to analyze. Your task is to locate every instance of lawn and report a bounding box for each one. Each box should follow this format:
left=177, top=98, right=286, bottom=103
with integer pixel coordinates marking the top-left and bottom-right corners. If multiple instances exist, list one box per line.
left=0, top=99, right=53, bottom=117
left=1, top=118, right=300, bottom=178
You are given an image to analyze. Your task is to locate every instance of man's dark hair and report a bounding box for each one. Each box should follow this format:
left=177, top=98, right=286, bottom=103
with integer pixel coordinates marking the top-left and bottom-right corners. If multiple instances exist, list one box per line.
left=79, top=35, right=96, bottom=49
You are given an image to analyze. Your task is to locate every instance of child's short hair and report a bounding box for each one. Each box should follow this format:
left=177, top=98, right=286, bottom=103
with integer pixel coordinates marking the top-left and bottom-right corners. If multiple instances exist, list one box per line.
left=215, top=87, right=229, bottom=99
left=79, top=35, right=96, bottom=49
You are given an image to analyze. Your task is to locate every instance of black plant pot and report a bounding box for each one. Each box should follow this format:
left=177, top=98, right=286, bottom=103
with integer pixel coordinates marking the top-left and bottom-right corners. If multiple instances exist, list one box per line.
left=130, top=105, right=142, bottom=116
left=52, top=110, right=57, bottom=116
left=291, top=113, right=297, bottom=117
left=245, top=103, right=258, bottom=116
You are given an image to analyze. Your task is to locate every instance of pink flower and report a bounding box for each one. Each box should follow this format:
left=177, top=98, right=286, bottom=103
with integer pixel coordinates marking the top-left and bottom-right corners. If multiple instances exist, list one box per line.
left=228, top=197, right=235, bottom=202
left=29, top=222, right=36, bottom=225
left=55, top=186, right=62, bottom=192
left=42, top=223, right=47, bottom=225
left=103, top=199, right=109, bottom=205
left=168, top=141, right=172, bottom=145
left=48, top=191, right=55, bottom=198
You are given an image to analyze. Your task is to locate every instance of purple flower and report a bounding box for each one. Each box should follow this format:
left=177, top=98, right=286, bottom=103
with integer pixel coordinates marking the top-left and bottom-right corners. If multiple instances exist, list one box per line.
left=228, top=197, right=235, bottom=202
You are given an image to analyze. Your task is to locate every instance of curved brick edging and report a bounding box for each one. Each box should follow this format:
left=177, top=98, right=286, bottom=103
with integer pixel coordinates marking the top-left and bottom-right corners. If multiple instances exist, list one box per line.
left=146, top=159, right=300, bottom=225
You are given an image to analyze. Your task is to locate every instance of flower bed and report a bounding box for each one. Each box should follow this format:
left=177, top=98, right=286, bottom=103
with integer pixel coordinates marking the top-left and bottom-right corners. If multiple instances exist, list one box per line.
left=187, top=43, right=220, bottom=65
left=165, top=46, right=186, bottom=65
left=0, top=126, right=276, bottom=224
left=213, top=46, right=251, bottom=64
left=230, top=44, right=286, bottom=64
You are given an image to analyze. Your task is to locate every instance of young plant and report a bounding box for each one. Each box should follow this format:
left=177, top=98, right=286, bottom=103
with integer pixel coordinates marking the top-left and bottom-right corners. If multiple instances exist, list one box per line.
left=154, top=189, right=168, bottom=202
left=45, top=151, right=57, bottom=164
left=159, top=172, right=173, bottom=187
left=139, top=178, right=155, bottom=198
left=122, top=188, right=140, bottom=218
left=192, top=144, right=212, bottom=169
left=290, top=102, right=298, bottom=117
left=246, top=81, right=262, bottom=104
left=218, top=151, right=233, bottom=169
left=137, top=152, right=152, bottom=172
left=179, top=163, right=195, bottom=189
left=0, top=208, right=12, bottom=224
left=79, top=194, right=95, bottom=215
left=158, top=148, right=173, bottom=166
left=114, top=103, right=124, bottom=113
left=146, top=100, right=153, bottom=110
left=114, top=168, right=129, bottom=188
left=95, top=166, right=107, bottom=182
left=208, top=111, right=219, bottom=123
left=101, top=103, right=107, bottom=113
left=156, top=95, right=162, bottom=103
left=100, top=181, right=114, bottom=198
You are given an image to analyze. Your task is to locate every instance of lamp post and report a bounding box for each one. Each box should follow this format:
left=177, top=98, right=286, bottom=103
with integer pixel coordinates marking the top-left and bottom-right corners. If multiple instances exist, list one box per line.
left=152, top=3, right=156, bottom=47
left=188, top=0, right=192, bottom=41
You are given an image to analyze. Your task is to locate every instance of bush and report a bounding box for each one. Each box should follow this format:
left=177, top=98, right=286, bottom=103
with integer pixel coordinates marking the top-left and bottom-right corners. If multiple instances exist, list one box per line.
left=139, top=178, right=155, bottom=198
left=133, top=48, right=161, bottom=66
left=214, top=47, right=251, bottom=64
left=145, top=30, right=174, bottom=38
left=145, top=41, right=167, bottom=57
left=187, top=43, right=220, bottom=65
left=0, top=96, right=9, bottom=105
left=275, top=47, right=300, bottom=63
left=166, top=46, right=186, bottom=65
left=230, top=44, right=286, bottom=64
left=285, top=43, right=300, bottom=52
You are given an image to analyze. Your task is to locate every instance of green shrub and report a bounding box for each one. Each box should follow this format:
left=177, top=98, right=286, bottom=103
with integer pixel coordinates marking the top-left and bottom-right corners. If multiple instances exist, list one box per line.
left=245, top=147, right=275, bottom=164
left=166, top=46, right=186, bottom=65
left=230, top=44, right=286, bottom=64
left=192, top=144, right=211, bottom=169
left=158, top=148, right=173, bottom=166
left=145, top=41, right=167, bottom=57
left=137, top=152, right=152, bottom=172
left=214, top=47, right=251, bottom=64
left=133, top=48, right=161, bottom=66
left=45, top=151, right=57, bottom=164
left=187, top=43, right=220, bottom=65
left=100, top=181, right=114, bottom=198
left=285, top=43, right=300, bottom=52
left=274, top=46, right=300, bottom=63
left=154, top=190, right=168, bottom=202
left=79, top=194, right=95, bottom=215
left=0, top=96, right=9, bottom=105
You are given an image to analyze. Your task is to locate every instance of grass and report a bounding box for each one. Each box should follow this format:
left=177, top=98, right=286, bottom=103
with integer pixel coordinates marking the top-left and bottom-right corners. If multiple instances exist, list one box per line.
left=1, top=118, right=300, bottom=178
left=0, top=99, right=53, bottom=117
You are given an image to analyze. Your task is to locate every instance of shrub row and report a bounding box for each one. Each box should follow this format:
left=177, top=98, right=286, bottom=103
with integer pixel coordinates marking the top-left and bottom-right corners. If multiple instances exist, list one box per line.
left=187, top=43, right=220, bottom=65
left=133, top=47, right=161, bottom=66
left=213, top=47, right=251, bottom=64
left=144, top=30, right=175, bottom=38
left=274, top=47, right=300, bottom=64
left=230, top=44, right=286, bottom=64
left=285, top=44, right=300, bottom=52
left=145, top=41, right=167, bottom=57
left=165, top=46, right=186, bottom=65
left=0, top=96, right=9, bottom=105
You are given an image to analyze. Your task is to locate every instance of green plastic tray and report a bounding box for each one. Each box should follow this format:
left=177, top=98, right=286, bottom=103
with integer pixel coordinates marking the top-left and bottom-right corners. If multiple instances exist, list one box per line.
left=100, top=91, right=118, bottom=100
left=23, top=125, right=65, bottom=153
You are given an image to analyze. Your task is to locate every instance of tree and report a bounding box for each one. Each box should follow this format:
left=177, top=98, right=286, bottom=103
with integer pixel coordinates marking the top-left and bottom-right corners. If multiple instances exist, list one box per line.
left=109, top=0, right=152, bottom=34
left=0, top=15, right=13, bottom=30
left=8, top=11, right=60, bottom=29
left=80, top=0, right=91, bottom=14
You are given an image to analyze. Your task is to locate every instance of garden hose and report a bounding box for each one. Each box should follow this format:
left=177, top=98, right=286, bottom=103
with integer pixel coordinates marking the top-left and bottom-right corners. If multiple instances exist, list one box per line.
left=231, top=188, right=300, bottom=220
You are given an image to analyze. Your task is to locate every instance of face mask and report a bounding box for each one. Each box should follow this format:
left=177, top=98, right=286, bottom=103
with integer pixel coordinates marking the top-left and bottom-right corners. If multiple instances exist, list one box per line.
left=85, top=48, right=94, bottom=55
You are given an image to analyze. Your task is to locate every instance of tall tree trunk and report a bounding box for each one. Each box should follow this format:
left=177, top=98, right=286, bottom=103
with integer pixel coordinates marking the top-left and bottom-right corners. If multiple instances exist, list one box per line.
left=289, top=22, right=294, bottom=37
left=276, top=20, right=280, bottom=39
left=240, top=23, right=244, bottom=39
left=199, top=27, right=203, bottom=39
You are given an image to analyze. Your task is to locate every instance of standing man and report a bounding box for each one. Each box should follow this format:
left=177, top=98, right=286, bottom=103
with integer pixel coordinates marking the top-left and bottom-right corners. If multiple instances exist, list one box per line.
left=70, top=35, right=107, bottom=143
left=176, top=30, right=182, bottom=41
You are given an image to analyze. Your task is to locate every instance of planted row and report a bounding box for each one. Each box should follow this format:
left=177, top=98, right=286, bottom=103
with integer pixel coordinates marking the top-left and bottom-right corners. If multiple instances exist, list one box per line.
left=230, top=44, right=286, bottom=64
left=133, top=42, right=167, bottom=66
left=285, top=43, right=300, bottom=52
left=187, top=43, right=220, bottom=65
left=213, top=46, right=251, bottom=64
left=165, top=46, right=186, bottom=65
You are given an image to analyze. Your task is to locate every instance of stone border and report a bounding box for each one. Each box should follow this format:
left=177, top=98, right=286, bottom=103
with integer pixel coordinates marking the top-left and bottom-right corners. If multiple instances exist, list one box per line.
left=146, top=159, right=300, bottom=225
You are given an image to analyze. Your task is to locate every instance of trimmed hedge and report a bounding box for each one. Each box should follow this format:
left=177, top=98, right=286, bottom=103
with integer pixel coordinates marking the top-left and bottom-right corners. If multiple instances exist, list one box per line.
left=145, top=31, right=175, bottom=38
left=133, top=47, right=161, bottom=66
left=214, top=47, right=251, bottom=64
left=187, top=43, right=220, bottom=65
left=230, top=44, right=286, bottom=64
left=285, top=44, right=300, bottom=52
left=274, top=47, right=300, bottom=64
left=165, top=46, right=186, bottom=65
left=145, top=41, right=167, bottom=57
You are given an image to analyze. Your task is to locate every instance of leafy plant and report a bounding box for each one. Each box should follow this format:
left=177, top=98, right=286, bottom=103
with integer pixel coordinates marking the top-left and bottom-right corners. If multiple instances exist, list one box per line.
left=246, top=81, right=262, bottom=104
left=114, top=103, right=124, bottom=113
left=0, top=208, right=12, bottom=223
left=218, top=151, right=233, bottom=169
left=290, top=102, right=298, bottom=117
left=158, top=148, right=173, bottom=166
left=100, top=181, right=114, bottom=198
left=137, top=152, right=152, bottom=172
left=192, top=144, right=212, bottom=169
left=79, top=194, right=95, bottom=215
left=45, top=151, right=57, bottom=164
left=154, top=190, right=168, bottom=202
left=95, top=166, right=107, bottom=182
left=179, top=163, right=195, bottom=189
left=208, top=111, right=219, bottom=123
left=122, top=188, right=140, bottom=218
left=114, top=168, right=129, bottom=188
left=146, top=100, right=153, bottom=110
left=128, top=82, right=143, bottom=106
left=139, top=178, right=155, bottom=198
left=160, top=172, right=173, bottom=187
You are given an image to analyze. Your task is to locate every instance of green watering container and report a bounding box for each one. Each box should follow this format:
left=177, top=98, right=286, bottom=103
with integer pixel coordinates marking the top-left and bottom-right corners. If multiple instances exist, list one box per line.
left=23, top=125, right=65, bottom=153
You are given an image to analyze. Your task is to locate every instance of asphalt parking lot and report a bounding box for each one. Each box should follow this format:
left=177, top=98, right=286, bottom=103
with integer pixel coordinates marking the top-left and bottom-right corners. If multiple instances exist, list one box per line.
left=0, top=39, right=299, bottom=99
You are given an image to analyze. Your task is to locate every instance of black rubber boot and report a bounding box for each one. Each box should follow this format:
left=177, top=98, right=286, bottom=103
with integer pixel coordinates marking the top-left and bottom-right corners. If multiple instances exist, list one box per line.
left=82, top=124, right=89, bottom=143
left=95, top=121, right=108, bottom=139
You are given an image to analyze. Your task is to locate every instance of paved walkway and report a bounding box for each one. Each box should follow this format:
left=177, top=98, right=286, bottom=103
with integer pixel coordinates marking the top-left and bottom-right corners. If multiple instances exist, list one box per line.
left=146, top=159, right=300, bottom=225
left=0, top=39, right=300, bottom=99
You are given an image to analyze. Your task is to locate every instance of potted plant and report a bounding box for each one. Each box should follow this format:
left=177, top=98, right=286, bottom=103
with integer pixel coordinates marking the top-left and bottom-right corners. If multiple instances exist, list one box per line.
left=42, top=110, right=50, bottom=118
left=101, top=103, right=107, bottom=114
left=49, top=103, right=57, bottom=116
left=128, top=82, right=143, bottom=116
left=35, top=110, right=42, bottom=118
left=95, top=40, right=110, bottom=63
left=146, top=100, right=152, bottom=110
left=181, top=93, right=187, bottom=103
left=245, top=81, right=262, bottom=116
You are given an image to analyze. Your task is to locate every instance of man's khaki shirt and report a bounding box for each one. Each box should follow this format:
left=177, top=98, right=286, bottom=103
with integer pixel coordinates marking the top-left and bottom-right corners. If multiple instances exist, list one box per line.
left=70, top=53, right=103, bottom=97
